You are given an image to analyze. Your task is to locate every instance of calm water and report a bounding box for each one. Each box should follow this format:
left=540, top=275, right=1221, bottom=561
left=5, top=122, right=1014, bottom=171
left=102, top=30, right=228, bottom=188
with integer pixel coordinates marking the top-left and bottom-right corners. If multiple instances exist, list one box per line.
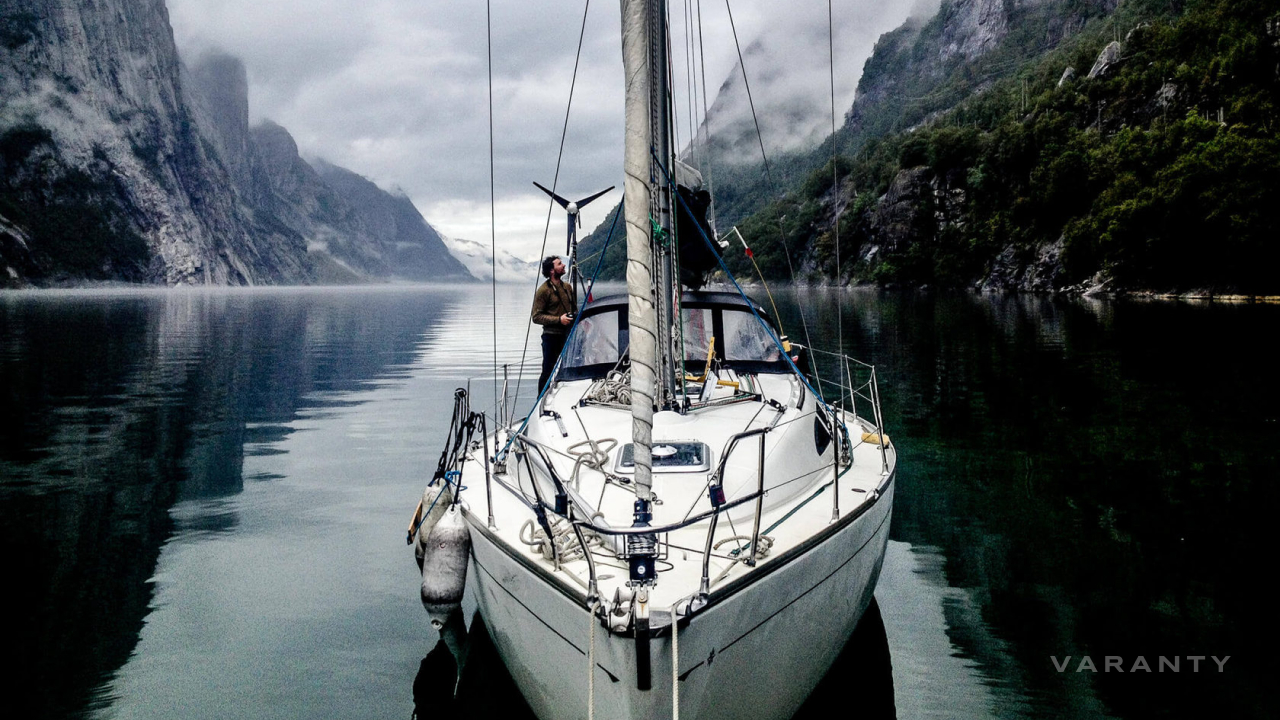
left=1, top=285, right=1273, bottom=719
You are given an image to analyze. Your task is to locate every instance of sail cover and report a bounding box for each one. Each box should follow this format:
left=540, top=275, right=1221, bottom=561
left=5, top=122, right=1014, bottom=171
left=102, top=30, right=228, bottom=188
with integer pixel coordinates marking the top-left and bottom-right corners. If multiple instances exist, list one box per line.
left=619, top=0, right=655, bottom=501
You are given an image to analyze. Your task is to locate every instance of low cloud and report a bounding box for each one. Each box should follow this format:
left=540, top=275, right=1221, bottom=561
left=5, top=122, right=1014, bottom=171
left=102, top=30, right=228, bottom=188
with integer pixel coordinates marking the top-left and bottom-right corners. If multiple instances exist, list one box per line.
left=167, top=0, right=918, bottom=258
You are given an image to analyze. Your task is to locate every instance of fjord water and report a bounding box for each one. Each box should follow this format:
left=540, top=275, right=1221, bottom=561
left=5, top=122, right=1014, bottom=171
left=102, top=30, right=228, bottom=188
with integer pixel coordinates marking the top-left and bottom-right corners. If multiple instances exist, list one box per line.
left=1, top=285, right=1272, bottom=719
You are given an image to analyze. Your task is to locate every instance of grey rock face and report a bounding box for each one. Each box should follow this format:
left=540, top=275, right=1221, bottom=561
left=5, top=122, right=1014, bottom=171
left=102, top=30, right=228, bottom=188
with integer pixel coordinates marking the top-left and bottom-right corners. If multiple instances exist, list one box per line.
left=847, top=0, right=1115, bottom=144
left=185, top=52, right=253, bottom=195
left=1, top=0, right=469, bottom=286
left=938, top=0, right=1009, bottom=64
left=856, top=164, right=1073, bottom=291
left=981, top=235, right=1067, bottom=292
left=0, top=0, right=315, bottom=285
left=1058, top=66, right=1077, bottom=87
left=311, top=160, right=472, bottom=281
left=184, top=58, right=474, bottom=283
left=1087, top=40, right=1122, bottom=79
left=870, top=166, right=933, bottom=258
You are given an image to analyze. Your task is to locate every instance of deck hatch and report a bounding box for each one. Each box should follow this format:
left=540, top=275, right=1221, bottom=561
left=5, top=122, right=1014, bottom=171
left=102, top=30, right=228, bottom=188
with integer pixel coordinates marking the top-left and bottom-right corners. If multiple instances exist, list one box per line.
left=614, top=441, right=711, bottom=474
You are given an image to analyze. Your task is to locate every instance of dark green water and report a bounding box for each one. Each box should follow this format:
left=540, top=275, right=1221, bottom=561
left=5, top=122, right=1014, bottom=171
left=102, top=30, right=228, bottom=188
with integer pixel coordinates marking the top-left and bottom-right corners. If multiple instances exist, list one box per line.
left=0, top=285, right=1273, bottom=719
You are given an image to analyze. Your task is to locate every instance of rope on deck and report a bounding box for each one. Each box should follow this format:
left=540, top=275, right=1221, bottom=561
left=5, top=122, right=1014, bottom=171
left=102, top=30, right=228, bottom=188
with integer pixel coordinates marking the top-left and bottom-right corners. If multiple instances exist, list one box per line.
left=672, top=604, right=680, bottom=720
left=588, top=602, right=596, bottom=720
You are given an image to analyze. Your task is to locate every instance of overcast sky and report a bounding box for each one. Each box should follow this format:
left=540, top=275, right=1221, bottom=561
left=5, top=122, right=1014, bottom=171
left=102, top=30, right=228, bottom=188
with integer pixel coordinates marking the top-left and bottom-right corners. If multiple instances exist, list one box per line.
left=167, top=0, right=932, bottom=261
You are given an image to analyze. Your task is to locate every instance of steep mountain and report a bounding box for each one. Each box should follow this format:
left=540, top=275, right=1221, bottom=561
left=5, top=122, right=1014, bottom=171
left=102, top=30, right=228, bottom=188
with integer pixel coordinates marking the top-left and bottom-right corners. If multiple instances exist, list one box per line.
left=311, top=160, right=473, bottom=282
left=0, top=1, right=472, bottom=287
left=843, top=0, right=1119, bottom=147
left=442, top=235, right=539, bottom=283
left=680, top=2, right=921, bottom=229
left=0, top=0, right=310, bottom=285
left=729, top=0, right=1280, bottom=295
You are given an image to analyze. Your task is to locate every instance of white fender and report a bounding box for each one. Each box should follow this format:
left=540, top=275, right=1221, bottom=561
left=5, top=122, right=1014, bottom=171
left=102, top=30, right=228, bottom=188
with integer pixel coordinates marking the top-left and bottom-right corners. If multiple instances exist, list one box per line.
left=421, top=504, right=471, bottom=627
left=414, top=481, right=454, bottom=568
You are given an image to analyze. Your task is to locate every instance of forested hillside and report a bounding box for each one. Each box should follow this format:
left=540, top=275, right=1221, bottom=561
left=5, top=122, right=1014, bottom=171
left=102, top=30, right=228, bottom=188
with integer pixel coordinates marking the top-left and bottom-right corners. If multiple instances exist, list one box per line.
left=742, top=0, right=1280, bottom=294
left=583, top=0, right=1280, bottom=295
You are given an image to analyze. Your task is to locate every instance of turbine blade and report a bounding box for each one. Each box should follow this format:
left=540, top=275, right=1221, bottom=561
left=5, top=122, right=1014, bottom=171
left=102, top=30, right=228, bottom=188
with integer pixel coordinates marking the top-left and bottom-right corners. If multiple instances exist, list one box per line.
left=533, top=181, right=571, bottom=209
left=574, top=186, right=615, bottom=208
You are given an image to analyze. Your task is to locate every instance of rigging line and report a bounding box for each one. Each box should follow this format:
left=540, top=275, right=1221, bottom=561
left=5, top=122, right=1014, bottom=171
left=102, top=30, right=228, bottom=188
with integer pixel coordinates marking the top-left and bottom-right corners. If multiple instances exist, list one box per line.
left=695, top=0, right=716, bottom=229
left=722, top=0, right=771, bottom=183
left=488, top=0, right=499, bottom=421
left=510, top=0, right=594, bottom=425
left=682, top=0, right=697, bottom=164
left=495, top=207, right=622, bottom=462
left=690, top=0, right=702, bottom=166
left=664, top=5, right=682, bottom=163
left=653, top=152, right=841, bottom=430
left=722, top=0, right=824, bottom=404
left=828, top=0, right=843, bottom=358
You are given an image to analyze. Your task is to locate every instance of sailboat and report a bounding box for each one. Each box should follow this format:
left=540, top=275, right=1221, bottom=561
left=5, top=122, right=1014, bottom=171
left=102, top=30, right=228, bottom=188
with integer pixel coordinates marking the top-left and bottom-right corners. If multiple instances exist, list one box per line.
left=410, top=2, right=896, bottom=718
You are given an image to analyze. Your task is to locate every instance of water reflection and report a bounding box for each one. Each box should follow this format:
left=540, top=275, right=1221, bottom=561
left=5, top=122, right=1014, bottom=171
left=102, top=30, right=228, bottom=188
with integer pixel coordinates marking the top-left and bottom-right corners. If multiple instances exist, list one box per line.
left=0, top=287, right=466, bottom=718
left=2, top=285, right=1274, bottom=719
left=774, top=288, right=1275, bottom=719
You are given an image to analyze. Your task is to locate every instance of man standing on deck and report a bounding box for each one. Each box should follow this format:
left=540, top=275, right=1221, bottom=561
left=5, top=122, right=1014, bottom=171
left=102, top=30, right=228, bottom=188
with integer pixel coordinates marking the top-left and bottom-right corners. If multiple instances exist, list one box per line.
left=531, top=256, right=576, bottom=395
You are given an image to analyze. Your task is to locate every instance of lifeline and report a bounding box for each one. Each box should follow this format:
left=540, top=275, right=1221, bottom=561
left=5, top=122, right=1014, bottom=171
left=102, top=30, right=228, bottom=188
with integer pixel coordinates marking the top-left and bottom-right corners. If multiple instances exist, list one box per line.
left=1051, top=656, right=1229, bottom=672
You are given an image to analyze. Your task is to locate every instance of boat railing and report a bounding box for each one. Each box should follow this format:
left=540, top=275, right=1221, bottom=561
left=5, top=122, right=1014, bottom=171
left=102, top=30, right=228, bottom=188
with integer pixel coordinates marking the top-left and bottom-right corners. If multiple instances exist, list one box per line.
left=808, top=349, right=890, bottom=475
left=496, top=428, right=771, bottom=609
left=481, top=353, right=889, bottom=619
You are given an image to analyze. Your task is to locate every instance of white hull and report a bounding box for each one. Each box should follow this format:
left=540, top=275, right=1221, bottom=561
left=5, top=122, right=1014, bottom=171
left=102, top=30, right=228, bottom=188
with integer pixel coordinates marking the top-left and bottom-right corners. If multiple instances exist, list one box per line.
left=465, top=478, right=894, bottom=720
left=415, top=292, right=898, bottom=720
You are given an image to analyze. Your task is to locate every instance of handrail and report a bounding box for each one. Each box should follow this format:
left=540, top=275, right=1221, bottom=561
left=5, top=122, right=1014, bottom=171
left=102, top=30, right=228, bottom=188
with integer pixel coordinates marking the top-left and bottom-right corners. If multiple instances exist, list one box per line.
left=748, top=432, right=766, bottom=565
left=701, top=426, right=771, bottom=594
left=803, top=348, right=890, bottom=485
left=501, top=427, right=776, bottom=610
left=489, top=354, right=889, bottom=617
left=504, top=432, right=766, bottom=536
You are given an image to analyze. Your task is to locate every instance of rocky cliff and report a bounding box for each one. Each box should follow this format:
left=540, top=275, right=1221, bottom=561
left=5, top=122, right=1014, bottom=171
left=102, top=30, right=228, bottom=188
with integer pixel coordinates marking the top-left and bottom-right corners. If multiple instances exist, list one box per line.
left=829, top=0, right=1280, bottom=294
left=0, top=0, right=309, bottom=285
left=311, top=159, right=472, bottom=282
left=845, top=0, right=1117, bottom=143
left=184, top=52, right=472, bottom=282
left=733, top=0, right=1280, bottom=295
left=0, top=0, right=471, bottom=287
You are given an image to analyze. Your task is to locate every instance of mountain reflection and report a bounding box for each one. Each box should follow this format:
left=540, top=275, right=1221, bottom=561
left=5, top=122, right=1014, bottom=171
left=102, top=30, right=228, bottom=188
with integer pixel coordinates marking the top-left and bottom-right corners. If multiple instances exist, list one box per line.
left=3, top=285, right=1273, bottom=719
left=775, top=288, right=1276, bottom=719
left=0, top=288, right=458, bottom=719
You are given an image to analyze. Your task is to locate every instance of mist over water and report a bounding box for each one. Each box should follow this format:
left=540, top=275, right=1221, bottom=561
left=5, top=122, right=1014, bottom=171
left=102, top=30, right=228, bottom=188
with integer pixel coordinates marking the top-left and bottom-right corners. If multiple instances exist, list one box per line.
left=1, top=285, right=1271, bottom=719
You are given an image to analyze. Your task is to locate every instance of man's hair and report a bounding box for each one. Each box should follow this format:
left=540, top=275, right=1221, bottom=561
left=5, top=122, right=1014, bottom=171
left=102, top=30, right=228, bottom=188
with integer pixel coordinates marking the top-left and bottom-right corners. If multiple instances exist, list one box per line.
left=541, top=255, right=560, bottom=279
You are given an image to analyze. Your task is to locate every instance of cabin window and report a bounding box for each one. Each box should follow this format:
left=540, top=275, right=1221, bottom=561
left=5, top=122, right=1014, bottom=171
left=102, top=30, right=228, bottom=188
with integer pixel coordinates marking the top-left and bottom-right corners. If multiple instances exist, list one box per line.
left=562, top=310, right=624, bottom=368
left=682, top=308, right=714, bottom=362
left=722, top=310, right=783, bottom=362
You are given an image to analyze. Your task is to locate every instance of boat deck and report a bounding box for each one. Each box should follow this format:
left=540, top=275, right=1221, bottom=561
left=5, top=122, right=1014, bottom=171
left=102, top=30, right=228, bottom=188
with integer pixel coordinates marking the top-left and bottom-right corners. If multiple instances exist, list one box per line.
left=456, top=373, right=895, bottom=613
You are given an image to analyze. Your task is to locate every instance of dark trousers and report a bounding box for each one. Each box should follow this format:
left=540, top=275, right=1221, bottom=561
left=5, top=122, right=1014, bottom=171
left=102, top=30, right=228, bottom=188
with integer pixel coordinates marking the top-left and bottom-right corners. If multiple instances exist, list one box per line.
left=539, top=333, right=568, bottom=396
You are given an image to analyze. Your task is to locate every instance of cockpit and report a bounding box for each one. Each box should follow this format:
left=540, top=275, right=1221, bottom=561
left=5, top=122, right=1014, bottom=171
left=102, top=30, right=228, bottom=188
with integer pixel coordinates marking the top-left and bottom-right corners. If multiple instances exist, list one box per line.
left=558, top=291, right=789, bottom=381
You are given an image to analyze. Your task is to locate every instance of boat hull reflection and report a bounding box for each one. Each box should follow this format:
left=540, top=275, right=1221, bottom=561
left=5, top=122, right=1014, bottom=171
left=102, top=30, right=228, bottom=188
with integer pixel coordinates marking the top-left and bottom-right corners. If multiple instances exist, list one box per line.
left=416, top=598, right=897, bottom=720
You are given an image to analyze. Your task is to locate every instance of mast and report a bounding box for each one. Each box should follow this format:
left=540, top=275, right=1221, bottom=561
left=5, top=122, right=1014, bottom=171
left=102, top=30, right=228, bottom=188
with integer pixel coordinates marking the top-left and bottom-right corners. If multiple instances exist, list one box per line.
left=651, top=0, right=678, bottom=411
left=620, top=0, right=657, bottom=505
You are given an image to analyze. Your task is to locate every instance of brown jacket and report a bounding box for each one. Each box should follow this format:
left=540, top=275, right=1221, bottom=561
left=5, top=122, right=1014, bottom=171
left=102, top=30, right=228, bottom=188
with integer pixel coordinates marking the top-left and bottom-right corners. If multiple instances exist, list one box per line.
left=531, top=278, right=576, bottom=335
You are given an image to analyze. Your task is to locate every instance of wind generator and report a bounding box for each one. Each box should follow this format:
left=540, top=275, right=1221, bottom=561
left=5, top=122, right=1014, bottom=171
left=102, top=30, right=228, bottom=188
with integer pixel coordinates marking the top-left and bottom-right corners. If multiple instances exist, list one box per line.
left=534, top=182, right=613, bottom=298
